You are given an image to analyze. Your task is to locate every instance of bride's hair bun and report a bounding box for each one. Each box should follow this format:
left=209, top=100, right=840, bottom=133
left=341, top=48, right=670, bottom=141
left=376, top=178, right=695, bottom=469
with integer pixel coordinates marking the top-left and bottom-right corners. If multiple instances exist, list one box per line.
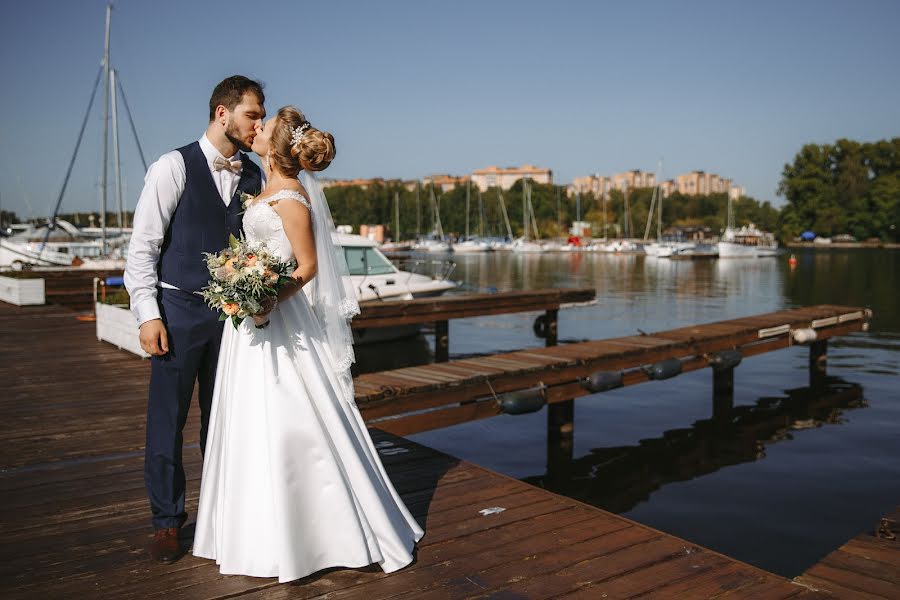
left=291, top=128, right=336, bottom=173
left=272, top=106, right=336, bottom=176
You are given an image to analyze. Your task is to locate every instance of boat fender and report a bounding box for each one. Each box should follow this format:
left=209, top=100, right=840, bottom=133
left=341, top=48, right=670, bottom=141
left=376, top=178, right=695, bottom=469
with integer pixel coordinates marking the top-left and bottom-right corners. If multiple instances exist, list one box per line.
left=582, top=371, right=624, bottom=393
left=533, top=314, right=549, bottom=339
left=708, top=350, right=742, bottom=371
left=792, top=328, right=817, bottom=344
left=498, top=387, right=546, bottom=415
left=643, top=358, right=682, bottom=380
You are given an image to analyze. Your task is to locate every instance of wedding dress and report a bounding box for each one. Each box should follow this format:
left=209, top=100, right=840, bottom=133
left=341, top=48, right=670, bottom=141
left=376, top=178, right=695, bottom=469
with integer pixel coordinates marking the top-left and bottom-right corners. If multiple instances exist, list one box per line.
left=193, top=187, right=424, bottom=583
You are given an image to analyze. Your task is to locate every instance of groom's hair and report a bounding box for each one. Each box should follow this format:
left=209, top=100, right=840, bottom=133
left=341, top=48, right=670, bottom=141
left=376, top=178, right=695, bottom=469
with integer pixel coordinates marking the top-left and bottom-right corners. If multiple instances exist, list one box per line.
left=208, top=76, right=265, bottom=121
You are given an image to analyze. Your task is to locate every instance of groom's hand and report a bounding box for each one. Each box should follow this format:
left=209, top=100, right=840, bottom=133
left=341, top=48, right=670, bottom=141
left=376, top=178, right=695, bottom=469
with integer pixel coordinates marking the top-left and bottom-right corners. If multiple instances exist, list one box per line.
left=139, top=319, right=170, bottom=356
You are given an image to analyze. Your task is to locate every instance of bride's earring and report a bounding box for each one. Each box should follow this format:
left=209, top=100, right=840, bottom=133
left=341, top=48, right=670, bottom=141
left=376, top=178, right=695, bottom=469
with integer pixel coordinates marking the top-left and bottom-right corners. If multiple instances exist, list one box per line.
left=264, top=155, right=270, bottom=173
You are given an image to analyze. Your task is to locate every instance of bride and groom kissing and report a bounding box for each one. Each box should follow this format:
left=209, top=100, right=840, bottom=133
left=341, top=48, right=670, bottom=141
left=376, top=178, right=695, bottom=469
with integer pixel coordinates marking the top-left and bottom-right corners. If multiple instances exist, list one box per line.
left=124, top=75, right=423, bottom=583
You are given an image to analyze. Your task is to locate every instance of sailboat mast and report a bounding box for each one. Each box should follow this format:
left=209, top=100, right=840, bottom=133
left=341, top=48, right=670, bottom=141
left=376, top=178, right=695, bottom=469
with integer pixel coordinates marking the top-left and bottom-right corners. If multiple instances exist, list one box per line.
left=643, top=185, right=656, bottom=241
left=415, top=182, right=421, bottom=237
left=110, top=69, right=124, bottom=233
left=393, top=191, right=400, bottom=242
left=657, top=185, right=662, bottom=241
left=100, top=3, right=112, bottom=254
left=465, top=179, right=470, bottom=239
left=556, top=186, right=561, bottom=236
left=602, top=192, right=608, bottom=240
left=522, top=178, right=528, bottom=240
left=528, top=183, right=540, bottom=239
left=498, top=189, right=513, bottom=240
left=478, top=189, right=484, bottom=238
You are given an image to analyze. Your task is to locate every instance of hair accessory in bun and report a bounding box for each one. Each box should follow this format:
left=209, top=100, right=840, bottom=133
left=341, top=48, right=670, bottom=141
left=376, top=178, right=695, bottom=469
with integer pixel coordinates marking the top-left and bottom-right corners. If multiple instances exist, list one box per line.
left=290, top=123, right=310, bottom=147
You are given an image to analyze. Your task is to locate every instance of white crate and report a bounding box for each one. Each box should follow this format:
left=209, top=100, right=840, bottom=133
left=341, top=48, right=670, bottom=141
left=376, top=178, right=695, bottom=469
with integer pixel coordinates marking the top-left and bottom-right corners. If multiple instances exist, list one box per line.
left=95, top=302, right=149, bottom=358
left=0, top=276, right=45, bottom=305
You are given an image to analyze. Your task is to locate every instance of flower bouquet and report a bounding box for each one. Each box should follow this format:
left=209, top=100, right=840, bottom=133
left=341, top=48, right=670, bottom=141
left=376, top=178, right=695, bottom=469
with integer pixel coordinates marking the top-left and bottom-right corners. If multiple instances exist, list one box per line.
left=198, top=234, right=296, bottom=328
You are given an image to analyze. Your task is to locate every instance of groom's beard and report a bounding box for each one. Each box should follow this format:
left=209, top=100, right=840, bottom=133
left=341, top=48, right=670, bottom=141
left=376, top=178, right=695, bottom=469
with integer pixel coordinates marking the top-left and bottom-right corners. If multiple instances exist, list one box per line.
left=225, top=119, right=253, bottom=153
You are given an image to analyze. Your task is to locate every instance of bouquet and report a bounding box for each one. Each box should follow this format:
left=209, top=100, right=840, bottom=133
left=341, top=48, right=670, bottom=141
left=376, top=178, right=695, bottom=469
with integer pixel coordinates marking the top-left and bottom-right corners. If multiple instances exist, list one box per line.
left=199, top=234, right=296, bottom=328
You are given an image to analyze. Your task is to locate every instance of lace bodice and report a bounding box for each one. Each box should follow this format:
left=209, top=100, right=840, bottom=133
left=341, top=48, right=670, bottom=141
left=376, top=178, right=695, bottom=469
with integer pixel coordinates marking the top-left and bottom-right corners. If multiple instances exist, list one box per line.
left=242, top=190, right=311, bottom=262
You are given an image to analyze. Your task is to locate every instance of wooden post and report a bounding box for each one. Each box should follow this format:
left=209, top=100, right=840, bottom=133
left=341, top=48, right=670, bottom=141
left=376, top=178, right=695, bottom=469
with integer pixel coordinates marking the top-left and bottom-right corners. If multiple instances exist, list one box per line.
left=712, top=367, right=734, bottom=422
left=544, top=308, right=558, bottom=346
left=546, top=308, right=572, bottom=481
left=434, top=320, right=449, bottom=363
left=810, top=340, right=827, bottom=388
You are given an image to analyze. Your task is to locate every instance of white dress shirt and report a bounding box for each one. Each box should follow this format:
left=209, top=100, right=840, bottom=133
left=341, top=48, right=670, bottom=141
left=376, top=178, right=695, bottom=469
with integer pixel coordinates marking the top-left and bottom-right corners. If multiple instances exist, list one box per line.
left=124, top=135, right=244, bottom=326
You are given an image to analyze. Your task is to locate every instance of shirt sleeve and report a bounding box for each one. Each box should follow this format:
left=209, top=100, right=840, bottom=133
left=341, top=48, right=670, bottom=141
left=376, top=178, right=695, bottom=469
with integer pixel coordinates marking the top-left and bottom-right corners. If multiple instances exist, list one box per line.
left=124, top=152, right=185, bottom=326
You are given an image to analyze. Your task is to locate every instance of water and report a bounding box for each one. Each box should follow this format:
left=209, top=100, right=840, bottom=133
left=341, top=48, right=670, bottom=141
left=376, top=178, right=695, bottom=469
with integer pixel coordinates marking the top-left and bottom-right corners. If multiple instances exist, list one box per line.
left=361, top=248, right=899, bottom=578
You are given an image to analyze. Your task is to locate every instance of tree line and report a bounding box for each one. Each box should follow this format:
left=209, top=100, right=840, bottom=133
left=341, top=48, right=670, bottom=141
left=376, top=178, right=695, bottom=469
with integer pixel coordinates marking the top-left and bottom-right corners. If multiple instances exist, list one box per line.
left=323, top=179, right=778, bottom=241
left=777, top=138, right=899, bottom=241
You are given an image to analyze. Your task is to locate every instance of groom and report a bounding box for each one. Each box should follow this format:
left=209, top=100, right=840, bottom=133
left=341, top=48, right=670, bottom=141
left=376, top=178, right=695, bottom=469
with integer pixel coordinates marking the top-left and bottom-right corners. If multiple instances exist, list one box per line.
left=124, top=75, right=265, bottom=563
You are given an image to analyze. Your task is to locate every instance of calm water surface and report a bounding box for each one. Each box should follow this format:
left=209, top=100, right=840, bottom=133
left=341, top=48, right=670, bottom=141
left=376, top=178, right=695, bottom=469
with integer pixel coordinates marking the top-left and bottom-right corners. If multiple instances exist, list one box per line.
left=358, top=248, right=899, bottom=578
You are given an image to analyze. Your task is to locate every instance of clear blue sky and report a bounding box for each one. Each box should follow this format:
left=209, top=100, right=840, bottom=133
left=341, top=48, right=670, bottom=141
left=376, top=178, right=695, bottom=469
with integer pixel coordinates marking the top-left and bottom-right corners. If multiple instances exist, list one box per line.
left=2, top=0, right=899, bottom=218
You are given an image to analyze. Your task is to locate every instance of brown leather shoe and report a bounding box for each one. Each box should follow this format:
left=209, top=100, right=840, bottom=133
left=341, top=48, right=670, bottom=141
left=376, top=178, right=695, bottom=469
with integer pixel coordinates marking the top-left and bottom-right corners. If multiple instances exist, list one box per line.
left=148, top=527, right=184, bottom=563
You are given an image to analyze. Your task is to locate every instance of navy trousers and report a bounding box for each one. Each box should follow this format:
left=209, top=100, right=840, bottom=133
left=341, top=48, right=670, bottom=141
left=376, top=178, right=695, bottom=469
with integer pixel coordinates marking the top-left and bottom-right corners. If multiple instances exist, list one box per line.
left=145, top=287, right=224, bottom=529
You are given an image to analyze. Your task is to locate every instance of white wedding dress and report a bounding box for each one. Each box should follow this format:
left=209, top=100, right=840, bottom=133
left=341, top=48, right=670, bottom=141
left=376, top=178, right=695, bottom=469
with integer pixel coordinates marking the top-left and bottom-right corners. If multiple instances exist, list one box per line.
left=193, top=189, right=424, bottom=583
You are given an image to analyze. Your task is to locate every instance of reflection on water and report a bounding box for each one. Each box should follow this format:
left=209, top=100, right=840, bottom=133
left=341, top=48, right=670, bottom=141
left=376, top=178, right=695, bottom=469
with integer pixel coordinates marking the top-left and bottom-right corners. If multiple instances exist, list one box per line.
left=392, top=248, right=899, bottom=577
left=526, top=378, right=866, bottom=516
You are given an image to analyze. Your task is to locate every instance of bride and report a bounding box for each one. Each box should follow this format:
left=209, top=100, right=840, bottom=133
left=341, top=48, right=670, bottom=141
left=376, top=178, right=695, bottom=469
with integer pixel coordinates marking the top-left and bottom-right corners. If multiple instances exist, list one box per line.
left=192, top=106, right=424, bottom=582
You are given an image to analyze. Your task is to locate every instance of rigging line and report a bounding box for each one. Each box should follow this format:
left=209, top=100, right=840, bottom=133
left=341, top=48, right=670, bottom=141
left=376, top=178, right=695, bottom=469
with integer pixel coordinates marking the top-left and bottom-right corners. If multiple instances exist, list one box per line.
left=42, top=65, right=104, bottom=252
left=116, top=75, right=148, bottom=172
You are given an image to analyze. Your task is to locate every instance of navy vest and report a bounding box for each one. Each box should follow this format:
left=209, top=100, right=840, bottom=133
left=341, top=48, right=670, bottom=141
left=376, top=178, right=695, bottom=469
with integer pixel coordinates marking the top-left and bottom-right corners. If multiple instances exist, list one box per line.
left=157, top=141, right=262, bottom=293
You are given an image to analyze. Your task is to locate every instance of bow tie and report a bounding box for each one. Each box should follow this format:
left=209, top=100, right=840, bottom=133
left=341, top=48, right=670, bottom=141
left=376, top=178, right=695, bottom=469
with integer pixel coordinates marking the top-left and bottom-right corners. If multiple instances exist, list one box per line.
left=213, top=156, right=242, bottom=173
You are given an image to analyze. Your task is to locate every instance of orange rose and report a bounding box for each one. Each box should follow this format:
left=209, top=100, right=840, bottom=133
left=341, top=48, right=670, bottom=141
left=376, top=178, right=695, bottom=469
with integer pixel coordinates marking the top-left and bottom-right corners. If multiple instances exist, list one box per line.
left=224, top=259, right=236, bottom=273
left=246, top=256, right=258, bottom=267
left=222, top=302, right=240, bottom=316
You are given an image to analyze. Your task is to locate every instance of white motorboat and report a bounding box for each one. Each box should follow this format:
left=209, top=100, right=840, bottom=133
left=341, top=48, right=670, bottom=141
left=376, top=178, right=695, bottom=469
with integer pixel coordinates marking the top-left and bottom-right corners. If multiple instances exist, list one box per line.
left=339, top=233, right=458, bottom=344
left=644, top=241, right=697, bottom=258
left=452, top=239, right=493, bottom=253
left=717, top=225, right=778, bottom=257
left=716, top=194, right=777, bottom=258
left=412, top=238, right=453, bottom=253
left=511, top=238, right=546, bottom=253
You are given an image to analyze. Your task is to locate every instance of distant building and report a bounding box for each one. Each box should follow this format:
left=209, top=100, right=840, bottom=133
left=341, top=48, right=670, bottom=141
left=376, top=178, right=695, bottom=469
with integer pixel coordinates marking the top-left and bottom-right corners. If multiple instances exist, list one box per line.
left=570, top=175, right=613, bottom=198
left=319, top=178, right=417, bottom=191
left=422, top=174, right=470, bottom=192
left=674, top=171, right=742, bottom=198
left=569, top=169, right=744, bottom=199
left=568, top=170, right=655, bottom=197
left=471, top=165, right=553, bottom=192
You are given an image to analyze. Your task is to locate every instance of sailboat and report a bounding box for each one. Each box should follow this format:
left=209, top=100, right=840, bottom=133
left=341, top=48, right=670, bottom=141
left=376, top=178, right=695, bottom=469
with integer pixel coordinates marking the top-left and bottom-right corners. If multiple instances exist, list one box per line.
left=1, top=4, right=143, bottom=270
left=413, top=184, right=452, bottom=253
left=594, top=182, right=639, bottom=253
left=717, top=194, right=778, bottom=258
left=453, top=180, right=492, bottom=253
left=642, top=183, right=695, bottom=258
left=512, top=178, right=546, bottom=253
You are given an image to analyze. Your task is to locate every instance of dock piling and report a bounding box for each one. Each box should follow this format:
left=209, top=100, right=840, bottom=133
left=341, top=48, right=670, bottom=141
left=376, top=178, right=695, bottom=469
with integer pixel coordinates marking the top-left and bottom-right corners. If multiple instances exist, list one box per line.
left=809, top=340, right=827, bottom=388
left=546, top=307, right=573, bottom=478
left=434, top=319, right=449, bottom=362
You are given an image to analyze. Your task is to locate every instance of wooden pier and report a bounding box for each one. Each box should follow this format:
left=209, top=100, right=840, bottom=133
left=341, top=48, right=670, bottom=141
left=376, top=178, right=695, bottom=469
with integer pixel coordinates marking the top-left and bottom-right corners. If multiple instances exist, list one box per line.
left=794, top=508, right=899, bottom=599
left=0, top=299, right=887, bottom=598
left=355, top=287, right=595, bottom=361
left=354, top=304, right=871, bottom=434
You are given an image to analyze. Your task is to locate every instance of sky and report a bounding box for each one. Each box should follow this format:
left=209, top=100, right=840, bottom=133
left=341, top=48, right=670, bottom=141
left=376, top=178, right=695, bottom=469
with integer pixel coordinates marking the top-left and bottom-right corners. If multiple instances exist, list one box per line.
left=1, top=0, right=899, bottom=218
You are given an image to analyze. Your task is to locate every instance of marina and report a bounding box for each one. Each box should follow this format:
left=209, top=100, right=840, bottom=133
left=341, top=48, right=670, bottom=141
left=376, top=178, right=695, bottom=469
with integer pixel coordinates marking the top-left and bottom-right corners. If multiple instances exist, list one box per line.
left=0, top=4, right=897, bottom=595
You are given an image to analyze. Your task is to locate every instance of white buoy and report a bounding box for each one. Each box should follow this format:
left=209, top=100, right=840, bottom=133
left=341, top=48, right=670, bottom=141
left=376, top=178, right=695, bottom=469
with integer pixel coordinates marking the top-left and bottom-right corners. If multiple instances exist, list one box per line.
left=792, top=328, right=818, bottom=344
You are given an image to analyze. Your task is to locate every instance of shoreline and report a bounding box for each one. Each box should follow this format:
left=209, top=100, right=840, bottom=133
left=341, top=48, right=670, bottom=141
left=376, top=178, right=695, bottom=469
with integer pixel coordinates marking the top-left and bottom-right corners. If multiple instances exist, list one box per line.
left=785, top=241, right=900, bottom=249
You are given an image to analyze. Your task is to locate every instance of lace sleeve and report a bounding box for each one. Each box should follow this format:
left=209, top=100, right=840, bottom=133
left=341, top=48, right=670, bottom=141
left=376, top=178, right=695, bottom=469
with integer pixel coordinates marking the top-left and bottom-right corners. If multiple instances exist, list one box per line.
left=269, top=189, right=311, bottom=211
